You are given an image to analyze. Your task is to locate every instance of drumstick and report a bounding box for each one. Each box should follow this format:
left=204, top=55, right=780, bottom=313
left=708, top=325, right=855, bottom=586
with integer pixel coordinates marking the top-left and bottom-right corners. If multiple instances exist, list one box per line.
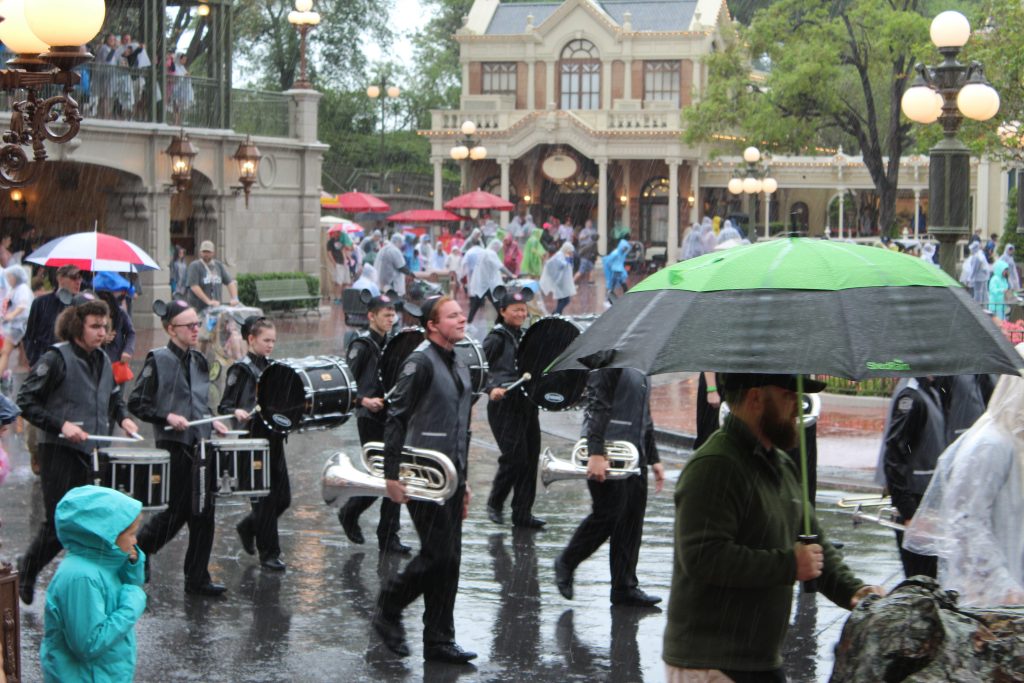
left=163, top=414, right=231, bottom=431
left=503, top=373, right=532, bottom=392
left=384, top=385, right=398, bottom=401
left=61, top=434, right=147, bottom=444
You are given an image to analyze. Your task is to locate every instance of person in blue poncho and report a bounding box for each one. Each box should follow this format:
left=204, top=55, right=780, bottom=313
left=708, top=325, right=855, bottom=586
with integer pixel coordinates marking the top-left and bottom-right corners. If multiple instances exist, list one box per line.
left=603, top=239, right=632, bottom=302
left=41, top=485, right=146, bottom=683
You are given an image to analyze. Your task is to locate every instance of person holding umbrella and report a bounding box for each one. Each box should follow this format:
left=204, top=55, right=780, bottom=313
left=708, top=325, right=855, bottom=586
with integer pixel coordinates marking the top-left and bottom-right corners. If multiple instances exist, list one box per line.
left=664, top=373, right=882, bottom=681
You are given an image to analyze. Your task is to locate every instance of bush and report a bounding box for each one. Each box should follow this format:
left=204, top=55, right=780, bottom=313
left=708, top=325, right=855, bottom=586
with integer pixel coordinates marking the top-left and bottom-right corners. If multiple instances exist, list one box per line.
left=236, top=272, right=320, bottom=312
left=816, top=375, right=898, bottom=397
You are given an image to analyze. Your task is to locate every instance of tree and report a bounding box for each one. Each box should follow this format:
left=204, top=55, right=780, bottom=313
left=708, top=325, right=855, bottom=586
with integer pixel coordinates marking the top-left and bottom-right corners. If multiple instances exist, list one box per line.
left=232, top=0, right=393, bottom=91
left=404, top=0, right=473, bottom=130
left=685, top=0, right=969, bottom=233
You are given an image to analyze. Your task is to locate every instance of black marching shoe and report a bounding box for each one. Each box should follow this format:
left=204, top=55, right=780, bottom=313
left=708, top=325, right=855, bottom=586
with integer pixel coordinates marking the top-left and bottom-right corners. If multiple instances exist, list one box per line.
left=486, top=506, right=504, bottom=525
left=185, top=581, right=228, bottom=597
left=380, top=537, right=412, bottom=555
left=610, top=587, right=662, bottom=607
left=260, top=557, right=287, bottom=571
left=339, top=509, right=365, bottom=545
left=513, top=516, right=546, bottom=530
left=423, top=642, right=478, bottom=664
left=372, top=610, right=409, bottom=657
left=236, top=522, right=256, bottom=556
left=554, top=556, right=574, bottom=600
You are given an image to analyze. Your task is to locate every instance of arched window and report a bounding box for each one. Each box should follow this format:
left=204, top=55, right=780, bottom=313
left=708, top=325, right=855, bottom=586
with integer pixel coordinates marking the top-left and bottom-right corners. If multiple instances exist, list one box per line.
left=560, top=39, right=601, bottom=110
left=640, top=176, right=672, bottom=245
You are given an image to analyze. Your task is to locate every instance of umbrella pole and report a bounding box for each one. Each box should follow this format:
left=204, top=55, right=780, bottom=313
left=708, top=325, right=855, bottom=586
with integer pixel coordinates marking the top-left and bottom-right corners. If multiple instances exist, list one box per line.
left=796, top=374, right=819, bottom=593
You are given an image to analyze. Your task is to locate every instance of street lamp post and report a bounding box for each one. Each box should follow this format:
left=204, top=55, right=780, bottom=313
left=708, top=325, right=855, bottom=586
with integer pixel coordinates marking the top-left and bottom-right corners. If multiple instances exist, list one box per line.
left=727, top=146, right=777, bottom=240
left=901, top=10, right=1000, bottom=277
left=448, top=120, right=487, bottom=192
left=366, top=77, right=401, bottom=179
left=287, top=0, right=321, bottom=90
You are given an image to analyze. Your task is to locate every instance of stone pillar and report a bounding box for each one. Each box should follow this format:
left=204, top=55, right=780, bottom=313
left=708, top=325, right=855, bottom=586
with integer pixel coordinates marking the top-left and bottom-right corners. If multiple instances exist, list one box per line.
left=689, top=162, right=700, bottom=224
left=667, top=158, right=680, bottom=263
left=624, top=59, right=632, bottom=101
left=838, top=190, right=845, bottom=239
left=433, top=157, right=444, bottom=210
left=499, top=157, right=511, bottom=228
left=285, top=89, right=322, bottom=143
left=975, top=158, right=990, bottom=234
left=527, top=59, right=536, bottom=109
left=602, top=61, right=612, bottom=110
left=546, top=61, right=556, bottom=108
left=692, top=60, right=702, bottom=102
left=597, top=157, right=608, bottom=254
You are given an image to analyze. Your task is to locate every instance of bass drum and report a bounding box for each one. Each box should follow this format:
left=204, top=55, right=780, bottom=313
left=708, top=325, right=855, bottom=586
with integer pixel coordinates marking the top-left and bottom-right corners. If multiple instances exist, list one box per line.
left=516, top=315, right=595, bottom=411
left=379, top=327, right=426, bottom=395
left=454, top=337, right=488, bottom=394
left=257, top=356, right=357, bottom=434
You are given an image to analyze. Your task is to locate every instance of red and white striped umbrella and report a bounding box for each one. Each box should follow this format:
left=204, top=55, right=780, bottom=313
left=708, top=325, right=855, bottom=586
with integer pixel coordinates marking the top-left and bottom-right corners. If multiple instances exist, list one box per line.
left=26, top=232, right=160, bottom=272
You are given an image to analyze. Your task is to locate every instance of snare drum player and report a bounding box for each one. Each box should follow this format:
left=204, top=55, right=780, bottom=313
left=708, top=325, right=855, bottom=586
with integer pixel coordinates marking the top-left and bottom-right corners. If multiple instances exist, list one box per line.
left=16, top=294, right=140, bottom=605
left=484, top=286, right=544, bottom=529
left=218, top=316, right=290, bottom=571
left=373, top=296, right=477, bottom=664
left=129, top=299, right=229, bottom=597
left=554, top=365, right=665, bottom=607
left=338, top=290, right=411, bottom=554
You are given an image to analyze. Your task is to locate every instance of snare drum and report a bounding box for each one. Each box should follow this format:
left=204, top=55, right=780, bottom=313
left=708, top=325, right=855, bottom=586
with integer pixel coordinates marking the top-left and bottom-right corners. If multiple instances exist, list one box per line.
left=454, top=337, right=488, bottom=394
left=208, top=438, right=271, bottom=497
left=97, top=448, right=171, bottom=511
left=516, top=315, right=594, bottom=411
left=257, top=356, right=357, bottom=434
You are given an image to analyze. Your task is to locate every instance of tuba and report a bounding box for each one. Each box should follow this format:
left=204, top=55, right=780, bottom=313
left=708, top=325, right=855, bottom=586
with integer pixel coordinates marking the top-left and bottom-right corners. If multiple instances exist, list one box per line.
left=321, top=441, right=457, bottom=506
left=540, top=439, right=641, bottom=488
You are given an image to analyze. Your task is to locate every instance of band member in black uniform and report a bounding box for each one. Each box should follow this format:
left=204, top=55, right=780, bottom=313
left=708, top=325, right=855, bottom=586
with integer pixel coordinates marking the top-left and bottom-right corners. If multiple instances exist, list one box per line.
left=338, top=291, right=410, bottom=554
left=554, top=366, right=665, bottom=607
left=373, top=295, right=477, bottom=664
left=16, top=294, right=139, bottom=605
left=484, top=287, right=544, bottom=529
left=218, top=316, right=290, bottom=571
left=129, top=299, right=229, bottom=596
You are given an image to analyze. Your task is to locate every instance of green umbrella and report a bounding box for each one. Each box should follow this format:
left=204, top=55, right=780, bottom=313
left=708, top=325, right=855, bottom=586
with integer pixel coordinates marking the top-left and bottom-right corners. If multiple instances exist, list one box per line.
left=549, top=238, right=1024, bottom=549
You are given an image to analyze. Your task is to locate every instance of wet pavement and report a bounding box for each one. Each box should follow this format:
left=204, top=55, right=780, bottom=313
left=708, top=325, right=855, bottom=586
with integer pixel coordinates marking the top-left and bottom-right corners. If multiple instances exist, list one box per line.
left=0, top=277, right=907, bottom=682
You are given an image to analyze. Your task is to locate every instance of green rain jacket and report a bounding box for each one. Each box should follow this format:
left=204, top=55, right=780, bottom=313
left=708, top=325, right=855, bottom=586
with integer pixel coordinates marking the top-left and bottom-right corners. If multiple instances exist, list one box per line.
left=41, top=485, right=146, bottom=683
left=520, top=229, right=546, bottom=279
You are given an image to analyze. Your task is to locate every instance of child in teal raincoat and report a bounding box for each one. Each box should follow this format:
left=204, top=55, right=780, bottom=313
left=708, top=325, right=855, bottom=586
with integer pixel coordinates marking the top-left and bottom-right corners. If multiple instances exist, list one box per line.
left=41, top=485, right=146, bottom=683
left=989, top=259, right=1011, bottom=321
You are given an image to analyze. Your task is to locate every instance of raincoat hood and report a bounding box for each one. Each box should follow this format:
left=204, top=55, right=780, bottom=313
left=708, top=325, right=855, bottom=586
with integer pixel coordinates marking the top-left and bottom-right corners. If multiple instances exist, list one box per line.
left=4, top=264, right=28, bottom=286
left=93, top=271, right=132, bottom=293
left=56, top=485, right=141, bottom=562
left=993, top=259, right=1010, bottom=280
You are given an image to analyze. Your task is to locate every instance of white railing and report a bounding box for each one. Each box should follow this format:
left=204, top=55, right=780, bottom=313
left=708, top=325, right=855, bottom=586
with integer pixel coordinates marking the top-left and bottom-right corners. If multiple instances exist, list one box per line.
left=430, top=107, right=682, bottom=133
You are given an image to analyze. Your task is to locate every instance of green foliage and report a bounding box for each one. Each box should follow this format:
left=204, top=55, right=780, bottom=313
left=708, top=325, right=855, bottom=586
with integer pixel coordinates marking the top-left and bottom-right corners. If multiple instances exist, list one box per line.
left=998, top=185, right=1024, bottom=255
left=404, top=0, right=473, bottom=130
left=236, top=272, right=320, bottom=311
left=684, top=0, right=939, bottom=231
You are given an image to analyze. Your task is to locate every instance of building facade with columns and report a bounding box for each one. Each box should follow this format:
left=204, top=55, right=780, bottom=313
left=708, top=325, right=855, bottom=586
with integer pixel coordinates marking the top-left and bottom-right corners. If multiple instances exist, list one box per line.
left=424, top=0, right=1011, bottom=256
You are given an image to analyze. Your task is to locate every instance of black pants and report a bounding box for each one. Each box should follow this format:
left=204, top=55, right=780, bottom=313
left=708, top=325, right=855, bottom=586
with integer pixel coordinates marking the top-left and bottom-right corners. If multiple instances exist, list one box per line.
left=378, top=483, right=465, bottom=645
left=137, top=441, right=216, bottom=588
left=19, top=443, right=92, bottom=585
left=237, top=436, right=291, bottom=561
left=694, top=372, right=721, bottom=450
left=486, top=396, right=541, bottom=524
left=894, top=528, right=937, bottom=579
left=340, top=417, right=401, bottom=545
left=560, top=470, right=647, bottom=593
left=467, top=295, right=499, bottom=323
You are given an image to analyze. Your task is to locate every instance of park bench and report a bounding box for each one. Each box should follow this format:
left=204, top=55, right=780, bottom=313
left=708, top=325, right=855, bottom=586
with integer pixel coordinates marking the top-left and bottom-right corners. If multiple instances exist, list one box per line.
left=254, top=278, right=320, bottom=315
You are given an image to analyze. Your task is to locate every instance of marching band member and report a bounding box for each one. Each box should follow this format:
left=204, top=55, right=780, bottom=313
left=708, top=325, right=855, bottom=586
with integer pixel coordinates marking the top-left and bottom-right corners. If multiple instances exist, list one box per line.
left=338, top=291, right=410, bottom=554
left=129, top=299, right=229, bottom=597
left=484, top=286, right=544, bottom=529
left=373, top=295, right=477, bottom=664
left=16, top=294, right=139, bottom=605
left=218, top=316, right=290, bottom=571
left=554, top=365, right=665, bottom=606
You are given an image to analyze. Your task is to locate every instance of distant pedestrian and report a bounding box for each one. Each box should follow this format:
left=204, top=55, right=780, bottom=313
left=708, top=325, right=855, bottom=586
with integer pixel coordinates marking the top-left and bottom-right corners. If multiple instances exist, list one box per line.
left=999, top=243, right=1020, bottom=290
left=170, top=245, right=188, bottom=298
left=468, top=239, right=513, bottom=322
left=41, top=485, right=146, bottom=683
left=990, top=259, right=1011, bottom=320
left=540, top=242, right=576, bottom=315
left=377, top=234, right=412, bottom=297
left=502, top=234, right=521, bottom=276
left=959, top=241, right=990, bottom=305
left=0, top=264, right=33, bottom=384
left=575, top=220, right=597, bottom=284
left=520, top=227, right=545, bottom=279
left=603, top=239, right=631, bottom=303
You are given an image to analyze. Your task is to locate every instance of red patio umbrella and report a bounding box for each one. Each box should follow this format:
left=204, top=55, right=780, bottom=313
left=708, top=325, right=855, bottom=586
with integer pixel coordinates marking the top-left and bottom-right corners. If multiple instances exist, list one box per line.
left=443, top=190, right=515, bottom=212
left=387, top=209, right=465, bottom=222
left=336, top=191, right=391, bottom=213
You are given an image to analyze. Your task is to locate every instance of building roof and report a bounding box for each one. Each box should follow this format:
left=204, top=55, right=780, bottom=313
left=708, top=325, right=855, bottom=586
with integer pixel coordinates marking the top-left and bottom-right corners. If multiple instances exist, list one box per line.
left=485, top=0, right=699, bottom=35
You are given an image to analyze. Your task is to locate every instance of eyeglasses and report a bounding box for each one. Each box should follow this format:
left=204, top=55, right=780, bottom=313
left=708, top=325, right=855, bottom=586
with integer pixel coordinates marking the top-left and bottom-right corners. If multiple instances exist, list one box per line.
left=173, top=322, right=201, bottom=331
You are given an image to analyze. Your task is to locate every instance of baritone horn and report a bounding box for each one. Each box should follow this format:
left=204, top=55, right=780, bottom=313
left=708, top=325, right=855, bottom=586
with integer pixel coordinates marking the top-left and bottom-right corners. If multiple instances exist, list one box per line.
left=541, top=439, right=641, bottom=488
left=835, top=494, right=904, bottom=531
left=321, top=441, right=457, bottom=506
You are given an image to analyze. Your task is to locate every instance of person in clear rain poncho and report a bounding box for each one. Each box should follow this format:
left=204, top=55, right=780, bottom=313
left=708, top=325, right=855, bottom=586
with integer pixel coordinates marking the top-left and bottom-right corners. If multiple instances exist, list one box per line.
left=467, top=239, right=513, bottom=322
left=999, top=243, right=1020, bottom=291
left=540, top=242, right=577, bottom=315
left=905, top=344, right=1024, bottom=606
